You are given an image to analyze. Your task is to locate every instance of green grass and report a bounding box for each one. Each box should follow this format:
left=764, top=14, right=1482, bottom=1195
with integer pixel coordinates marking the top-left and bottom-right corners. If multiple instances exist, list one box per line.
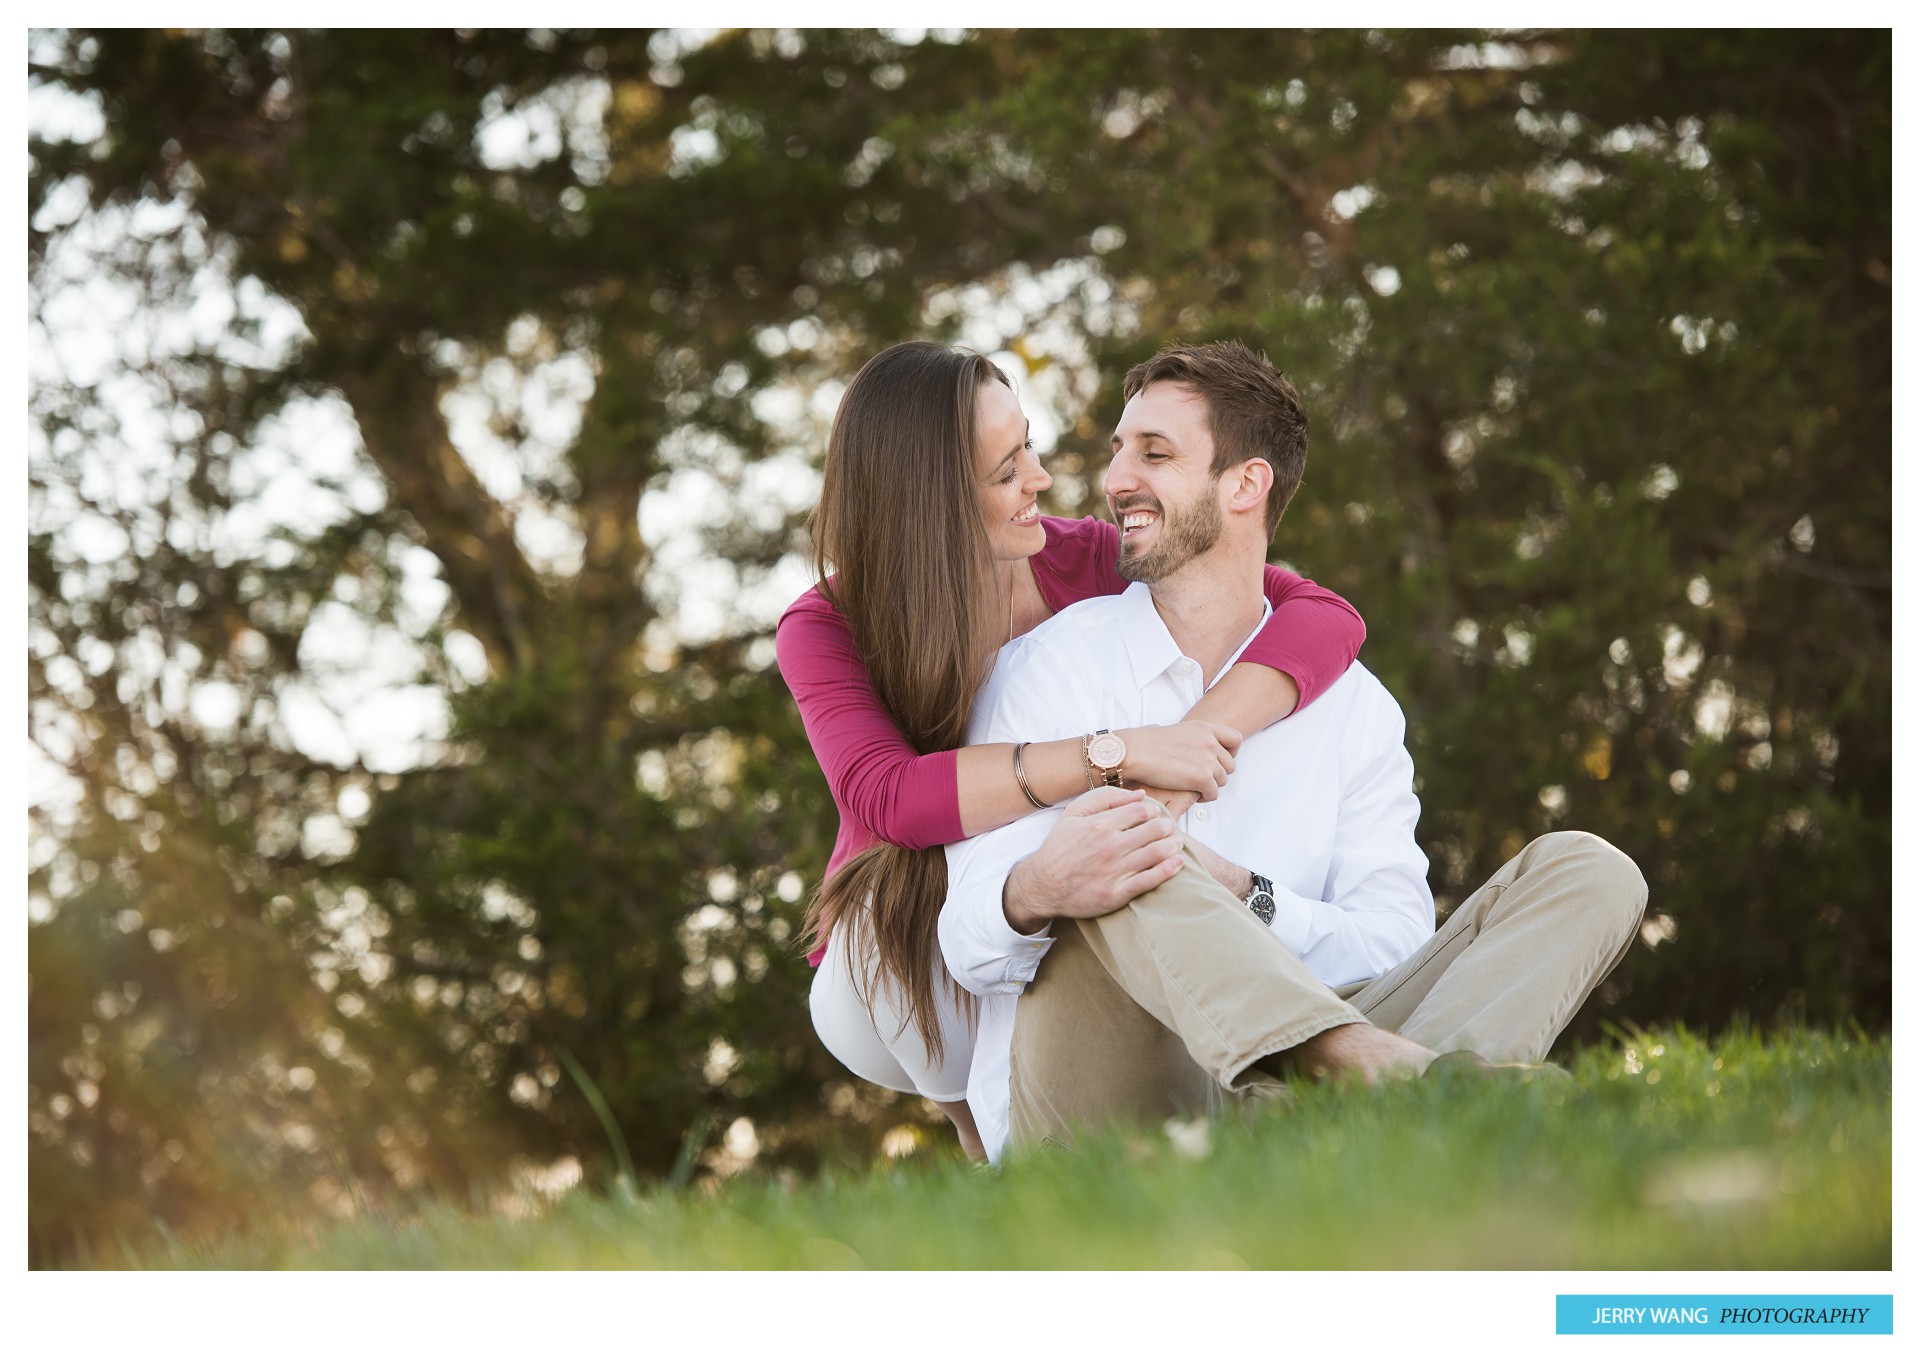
left=123, top=1026, right=1889, bottom=1270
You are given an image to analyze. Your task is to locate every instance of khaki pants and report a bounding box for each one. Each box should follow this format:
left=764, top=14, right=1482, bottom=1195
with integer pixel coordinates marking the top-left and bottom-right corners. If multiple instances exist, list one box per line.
left=1006, top=831, right=1648, bottom=1152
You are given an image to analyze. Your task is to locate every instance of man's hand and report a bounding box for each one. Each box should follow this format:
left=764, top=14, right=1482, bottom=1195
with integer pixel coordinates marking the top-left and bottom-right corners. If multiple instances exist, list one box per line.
left=1139, top=785, right=1200, bottom=820
left=1002, top=788, right=1185, bottom=934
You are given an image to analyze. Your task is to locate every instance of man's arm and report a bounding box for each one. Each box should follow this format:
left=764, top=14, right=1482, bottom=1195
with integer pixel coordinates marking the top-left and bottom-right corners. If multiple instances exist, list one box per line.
left=1182, top=832, right=1254, bottom=902
left=939, top=636, right=1076, bottom=996
left=942, top=798, right=1059, bottom=997
left=940, top=635, right=1183, bottom=995
left=944, top=787, right=1186, bottom=994
left=1273, top=722, right=1433, bottom=984
left=1000, top=791, right=1185, bottom=933
left=1183, top=695, right=1433, bottom=988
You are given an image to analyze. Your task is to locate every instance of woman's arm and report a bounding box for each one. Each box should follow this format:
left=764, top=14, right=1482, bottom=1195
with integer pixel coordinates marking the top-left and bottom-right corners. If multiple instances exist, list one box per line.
left=778, top=590, right=1237, bottom=844
left=1186, top=563, right=1365, bottom=731
left=958, top=723, right=1236, bottom=833
left=1030, top=517, right=1368, bottom=815
left=1035, top=518, right=1365, bottom=738
left=1157, top=566, right=1366, bottom=816
left=973, top=564, right=1366, bottom=826
left=776, top=591, right=965, bottom=850
left=1229, top=563, right=1364, bottom=703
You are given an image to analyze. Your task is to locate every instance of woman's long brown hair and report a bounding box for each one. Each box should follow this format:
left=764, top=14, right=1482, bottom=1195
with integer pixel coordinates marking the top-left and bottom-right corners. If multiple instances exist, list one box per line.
left=800, top=342, right=1013, bottom=1063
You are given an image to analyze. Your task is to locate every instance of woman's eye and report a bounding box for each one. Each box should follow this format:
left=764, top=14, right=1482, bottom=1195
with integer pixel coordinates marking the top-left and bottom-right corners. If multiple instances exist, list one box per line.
left=992, top=443, right=1037, bottom=485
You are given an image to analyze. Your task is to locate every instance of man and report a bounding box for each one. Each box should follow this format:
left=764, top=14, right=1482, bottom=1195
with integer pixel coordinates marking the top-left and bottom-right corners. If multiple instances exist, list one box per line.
left=939, top=341, right=1647, bottom=1163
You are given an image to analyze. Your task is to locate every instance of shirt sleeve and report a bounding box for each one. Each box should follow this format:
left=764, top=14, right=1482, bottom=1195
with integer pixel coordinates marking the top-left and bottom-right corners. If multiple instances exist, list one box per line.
left=1259, top=699, right=1434, bottom=985
left=774, top=589, right=964, bottom=850
left=942, top=809, right=1060, bottom=997
left=939, top=638, right=1087, bottom=997
left=1242, top=565, right=1366, bottom=711
left=1033, top=516, right=1366, bottom=712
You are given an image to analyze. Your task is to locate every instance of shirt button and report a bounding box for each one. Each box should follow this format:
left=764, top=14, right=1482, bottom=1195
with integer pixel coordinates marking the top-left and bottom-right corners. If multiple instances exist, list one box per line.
left=1194, top=807, right=1210, bottom=821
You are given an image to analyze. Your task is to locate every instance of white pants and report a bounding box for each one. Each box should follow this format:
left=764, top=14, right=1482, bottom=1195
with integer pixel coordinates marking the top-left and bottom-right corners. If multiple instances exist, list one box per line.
left=809, top=924, right=973, bottom=1102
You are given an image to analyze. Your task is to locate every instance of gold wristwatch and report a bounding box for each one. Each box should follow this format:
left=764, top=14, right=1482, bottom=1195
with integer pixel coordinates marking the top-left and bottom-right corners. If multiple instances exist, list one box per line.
left=1084, top=728, right=1127, bottom=788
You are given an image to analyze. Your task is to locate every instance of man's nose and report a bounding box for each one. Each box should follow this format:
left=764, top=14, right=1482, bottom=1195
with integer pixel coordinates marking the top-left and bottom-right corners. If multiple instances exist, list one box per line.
left=1103, top=449, right=1134, bottom=498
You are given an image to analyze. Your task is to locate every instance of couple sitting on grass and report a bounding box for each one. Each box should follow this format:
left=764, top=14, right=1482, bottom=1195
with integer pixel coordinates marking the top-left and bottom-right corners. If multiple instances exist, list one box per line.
left=779, top=338, right=1647, bottom=1163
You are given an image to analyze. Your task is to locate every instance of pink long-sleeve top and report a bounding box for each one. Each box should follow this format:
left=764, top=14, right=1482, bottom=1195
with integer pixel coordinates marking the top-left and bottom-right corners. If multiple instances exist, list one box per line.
left=777, top=516, right=1368, bottom=963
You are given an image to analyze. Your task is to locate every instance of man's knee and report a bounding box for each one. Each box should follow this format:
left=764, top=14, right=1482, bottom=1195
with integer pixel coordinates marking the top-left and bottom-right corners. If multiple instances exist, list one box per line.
left=1528, top=830, right=1649, bottom=926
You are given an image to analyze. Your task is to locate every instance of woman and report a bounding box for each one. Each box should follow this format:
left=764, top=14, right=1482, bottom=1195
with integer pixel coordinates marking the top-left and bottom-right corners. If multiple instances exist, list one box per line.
left=777, top=342, right=1364, bottom=1159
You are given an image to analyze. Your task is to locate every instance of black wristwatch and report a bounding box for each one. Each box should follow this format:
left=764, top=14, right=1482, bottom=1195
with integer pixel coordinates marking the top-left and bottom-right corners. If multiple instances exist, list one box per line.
left=1243, top=872, right=1276, bottom=927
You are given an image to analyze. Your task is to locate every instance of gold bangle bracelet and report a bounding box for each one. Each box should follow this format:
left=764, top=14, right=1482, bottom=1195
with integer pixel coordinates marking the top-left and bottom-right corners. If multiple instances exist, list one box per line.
left=1013, top=742, right=1049, bottom=810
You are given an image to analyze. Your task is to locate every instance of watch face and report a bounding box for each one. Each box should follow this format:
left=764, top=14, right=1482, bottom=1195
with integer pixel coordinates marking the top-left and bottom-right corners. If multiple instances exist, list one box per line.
left=1088, top=732, right=1126, bottom=770
left=1249, top=891, right=1276, bottom=926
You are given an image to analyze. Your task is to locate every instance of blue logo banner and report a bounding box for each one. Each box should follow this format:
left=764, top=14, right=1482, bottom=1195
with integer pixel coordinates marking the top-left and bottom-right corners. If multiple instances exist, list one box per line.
left=1557, top=1295, right=1891, bottom=1335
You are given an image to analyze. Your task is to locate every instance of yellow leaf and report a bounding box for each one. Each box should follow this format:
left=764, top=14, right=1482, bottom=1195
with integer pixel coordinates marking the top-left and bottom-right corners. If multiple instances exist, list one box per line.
left=612, top=80, right=661, bottom=122
left=1582, top=734, right=1612, bottom=781
left=1009, top=336, right=1052, bottom=376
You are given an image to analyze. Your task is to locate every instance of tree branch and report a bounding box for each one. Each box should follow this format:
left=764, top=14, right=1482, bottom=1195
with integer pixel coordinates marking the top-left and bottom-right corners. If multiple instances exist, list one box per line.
left=331, top=360, right=546, bottom=673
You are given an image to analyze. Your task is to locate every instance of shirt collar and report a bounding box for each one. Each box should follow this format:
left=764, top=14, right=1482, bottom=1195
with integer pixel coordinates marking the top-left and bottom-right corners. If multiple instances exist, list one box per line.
left=1110, top=582, right=1273, bottom=693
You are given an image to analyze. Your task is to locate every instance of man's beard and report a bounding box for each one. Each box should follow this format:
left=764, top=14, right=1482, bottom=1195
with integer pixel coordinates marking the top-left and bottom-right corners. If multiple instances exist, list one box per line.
left=1115, top=488, right=1224, bottom=583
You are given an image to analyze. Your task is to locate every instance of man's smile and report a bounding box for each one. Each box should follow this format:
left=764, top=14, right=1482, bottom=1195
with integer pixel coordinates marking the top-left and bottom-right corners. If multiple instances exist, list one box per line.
left=1114, top=498, right=1161, bottom=542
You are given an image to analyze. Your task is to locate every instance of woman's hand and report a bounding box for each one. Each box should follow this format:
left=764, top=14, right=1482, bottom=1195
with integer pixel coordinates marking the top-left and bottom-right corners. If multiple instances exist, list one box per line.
left=1117, top=721, right=1242, bottom=800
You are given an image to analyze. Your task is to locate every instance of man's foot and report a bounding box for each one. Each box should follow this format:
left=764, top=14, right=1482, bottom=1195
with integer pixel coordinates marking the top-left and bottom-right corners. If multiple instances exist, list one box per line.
left=1234, top=1070, right=1297, bottom=1114
left=1263, top=1020, right=1437, bottom=1084
left=1425, top=1049, right=1571, bottom=1082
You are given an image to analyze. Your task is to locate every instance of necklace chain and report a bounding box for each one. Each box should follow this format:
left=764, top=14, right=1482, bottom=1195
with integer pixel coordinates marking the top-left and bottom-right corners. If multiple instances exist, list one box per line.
left=1004, top=560, right=1046, bottom=645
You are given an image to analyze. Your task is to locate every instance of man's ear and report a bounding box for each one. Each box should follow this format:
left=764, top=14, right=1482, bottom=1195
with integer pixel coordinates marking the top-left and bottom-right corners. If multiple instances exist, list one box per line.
left=1224, top=457, right=1274, bottom=520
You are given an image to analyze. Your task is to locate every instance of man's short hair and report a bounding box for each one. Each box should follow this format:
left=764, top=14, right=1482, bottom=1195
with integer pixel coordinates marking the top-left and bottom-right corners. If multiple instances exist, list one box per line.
left=1122, top=340, right=1308, bottom=534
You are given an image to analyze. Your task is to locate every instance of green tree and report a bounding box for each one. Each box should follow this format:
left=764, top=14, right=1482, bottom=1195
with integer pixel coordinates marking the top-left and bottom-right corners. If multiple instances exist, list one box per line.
left=29, top=26, right=1075, bottom=1262
left=950, top=29, right=1891, bottom=1039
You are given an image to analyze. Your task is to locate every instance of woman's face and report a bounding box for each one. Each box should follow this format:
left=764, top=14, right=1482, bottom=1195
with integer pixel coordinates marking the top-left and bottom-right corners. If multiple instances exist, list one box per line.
left=973, top=377, right=1052, bottom=563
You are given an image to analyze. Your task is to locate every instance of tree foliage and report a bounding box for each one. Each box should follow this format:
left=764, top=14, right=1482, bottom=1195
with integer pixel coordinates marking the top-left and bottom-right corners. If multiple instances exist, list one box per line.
left=28, top=28, right=1888, bottom=1264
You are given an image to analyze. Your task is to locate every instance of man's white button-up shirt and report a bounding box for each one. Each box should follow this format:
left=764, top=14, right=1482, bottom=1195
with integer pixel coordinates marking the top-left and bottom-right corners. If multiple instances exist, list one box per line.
left=941, top=582, right=1434, bottom=1161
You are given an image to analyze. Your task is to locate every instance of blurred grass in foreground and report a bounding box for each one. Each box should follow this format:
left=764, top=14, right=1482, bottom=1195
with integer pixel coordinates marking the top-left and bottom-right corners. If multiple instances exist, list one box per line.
left=113, top=1027, right=1888, bottom=1270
